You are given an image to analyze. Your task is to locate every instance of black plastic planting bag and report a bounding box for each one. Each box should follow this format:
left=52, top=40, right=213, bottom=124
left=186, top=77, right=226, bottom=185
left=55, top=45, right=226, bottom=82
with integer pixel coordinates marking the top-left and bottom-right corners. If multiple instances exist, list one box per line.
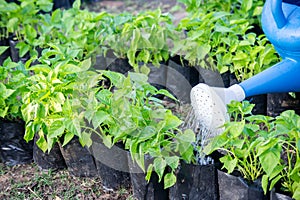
left=52, top=0, right=75, bottom=10
left=0, top=120, right=33, bottom=166
left=168, top=56, right=200, bottom=88
left=169, top=162, right=219, bottom=200
left=0, top=38, right=10, bottom=66
left=33, top=133, right=66, bottom=171
left=59, top=137, right=98, bottom=177
left=9, top=39, right=30, bottom=63
left=166, top=59, right=196, bottom=103
left=91, top=140, right=131, bottom=190
left=107, top=58, right=133, bottom=74
left=270, top=190, right=293, bottom=200
left=128, top=154, right=169, bottom=200
left=267, top=93, right=300, bottom=117
left=246, top=94, right=268, bottom=115
left=218, top=170, right=266, bottom=200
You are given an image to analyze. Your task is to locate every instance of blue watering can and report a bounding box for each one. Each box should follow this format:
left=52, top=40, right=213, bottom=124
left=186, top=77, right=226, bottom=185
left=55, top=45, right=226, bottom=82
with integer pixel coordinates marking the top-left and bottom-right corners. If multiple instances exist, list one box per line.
left=240, top=0, right=300, bottom=97
left=190, top=0, right=300, bottom=136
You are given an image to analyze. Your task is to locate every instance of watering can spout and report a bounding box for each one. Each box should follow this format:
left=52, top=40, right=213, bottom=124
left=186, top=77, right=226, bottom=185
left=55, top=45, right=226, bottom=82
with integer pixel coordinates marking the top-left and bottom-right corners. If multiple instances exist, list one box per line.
left=271, top=0, right=287, bottom=28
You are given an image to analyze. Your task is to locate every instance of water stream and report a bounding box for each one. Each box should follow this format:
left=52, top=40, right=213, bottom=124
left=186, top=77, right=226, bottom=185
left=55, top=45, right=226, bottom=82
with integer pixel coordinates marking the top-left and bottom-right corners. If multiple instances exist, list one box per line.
left=182, top=107, right=214, bottom=165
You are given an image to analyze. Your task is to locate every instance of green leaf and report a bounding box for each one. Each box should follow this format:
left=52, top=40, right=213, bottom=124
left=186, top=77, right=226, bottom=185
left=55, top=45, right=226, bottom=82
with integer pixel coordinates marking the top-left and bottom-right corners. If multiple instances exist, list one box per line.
left=179, top=143, right=194, bottom=162
left=0, top=46, right=9, bottom=56
left=47, top=137, right=57, bottom=153
left=50, top=99, right=63, bottom=113
left=156, top=89, right=178, bottom=101
left=128, top=72, right=148, bottom=84
left=293, top=183, right=300, bottom=200
left=6, top=60, right=19, bottom=69
left=79, top=131, right=92, bottom=147
left=65, top=118, right=81, bottom=137
left=258, top=143, right=281, bottom=176
left=220, top=155, right=237, bottom=174
left=22, top=103, right=33, bottom=124
left=7, top=17, right=18, bottom=33
left=48, top=120, right=65, bottom=138
left=2, top=87, right=15, bottom=99
left=92, top=111, right=109, bottom=128
left=25, top=55, right=37, bottom=69
left=54, top=92, right=65, bottom=105
left=25, top=24, right=37, bottom=42
left=145, top=163, right=154, bottom=182
left=37, top=1, right=53, bottom=12
left=30, top=64, right=52, bottom=74
left=101, top=70, right=125, bottom=88
left=269, top=175, right=282, bottom=192
left=0, top=107, right=8, bottom=118
left=269, top=165, right=284, bottom=180
left=253, top=6, right=263, bottom=16
left=102, top=134, right=113, bottom=148
left=154, top=157, right=167, bottom=182
left=24, top=121, right=36, bottom=142
left=262, top=175, right=269, bottom=194
left=36, top=134, right=48, bottom=153
left=164, top=172, right=177, bottom=189
left=59, top=64, right=82, bottom=75
left=165, top=156, right=179, bottom=170
left=62, top=131, right=74, bottom=146
left=127, top=50, right=137, bottom=70
left=196, top=44, right=211, bottom=60
left=176, top=129, right=195, bottom=144
left=229, top=121, right=245, bottom=137
left=140, top=65, right=151, bottom=75
left=290, top=159, right=300, bottom=179
left=215, top=23, right=233, bottom=33
left=80, top=58, right=92, bottom=71
left=72, top=0, right=81, bottom=9
left=16, top=41, right=30, bottom=58
left=164, top=112, right=182, bottom=130
left=242, top=0, right=253, bottom=12
left=139, top=126, right=156, bottom=140
left=96, top=89, right=112, bottom=105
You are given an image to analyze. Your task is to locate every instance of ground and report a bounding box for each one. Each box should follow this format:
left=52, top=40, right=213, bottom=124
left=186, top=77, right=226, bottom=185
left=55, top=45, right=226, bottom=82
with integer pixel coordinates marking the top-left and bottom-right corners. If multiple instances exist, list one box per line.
left=0, top=163, right=133, bottom=199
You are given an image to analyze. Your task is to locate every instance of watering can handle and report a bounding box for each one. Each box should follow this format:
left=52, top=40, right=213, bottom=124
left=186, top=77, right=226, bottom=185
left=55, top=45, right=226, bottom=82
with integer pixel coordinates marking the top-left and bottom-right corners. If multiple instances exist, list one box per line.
left=271, top=0, right=287, bottom=28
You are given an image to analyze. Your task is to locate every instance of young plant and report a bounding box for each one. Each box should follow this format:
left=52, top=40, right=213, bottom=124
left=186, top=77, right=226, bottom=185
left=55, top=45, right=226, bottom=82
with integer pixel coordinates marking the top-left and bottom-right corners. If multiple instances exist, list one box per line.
left=203, top=101, right=275, bottom=182
left=178, top=0, right=264, bottom=26
left=262, top=110, right=300, bottom=199
left=218, top=33, right=280, bottom=81
left=204, top=100, right=300, bottom=198
left=2, top=0, right=53, bottom=59
left=174, top=0, right=279, bottom=81
left=77, top=70, right=196, bottom=189
left=0, top=0, right=19, bottom=40
left=21, top=58, right=95, bottom=152
left=105, top=9, right=179, bottom=73
left=0, top=58, right=29, bottom=120
left=24, top=0, right=108, bottom=62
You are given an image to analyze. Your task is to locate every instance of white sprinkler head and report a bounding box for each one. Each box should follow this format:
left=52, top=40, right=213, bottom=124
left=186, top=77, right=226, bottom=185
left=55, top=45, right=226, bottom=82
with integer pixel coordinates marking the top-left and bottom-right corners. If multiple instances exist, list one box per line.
left=190, top=83, right=246, bottom=138
left=190, top=83, right=229, bottom=138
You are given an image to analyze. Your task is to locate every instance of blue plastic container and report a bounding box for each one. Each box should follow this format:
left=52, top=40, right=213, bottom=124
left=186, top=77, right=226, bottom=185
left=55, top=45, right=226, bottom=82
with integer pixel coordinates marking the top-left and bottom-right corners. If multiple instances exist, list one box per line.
left=239, top=0, right=300, bottom=97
